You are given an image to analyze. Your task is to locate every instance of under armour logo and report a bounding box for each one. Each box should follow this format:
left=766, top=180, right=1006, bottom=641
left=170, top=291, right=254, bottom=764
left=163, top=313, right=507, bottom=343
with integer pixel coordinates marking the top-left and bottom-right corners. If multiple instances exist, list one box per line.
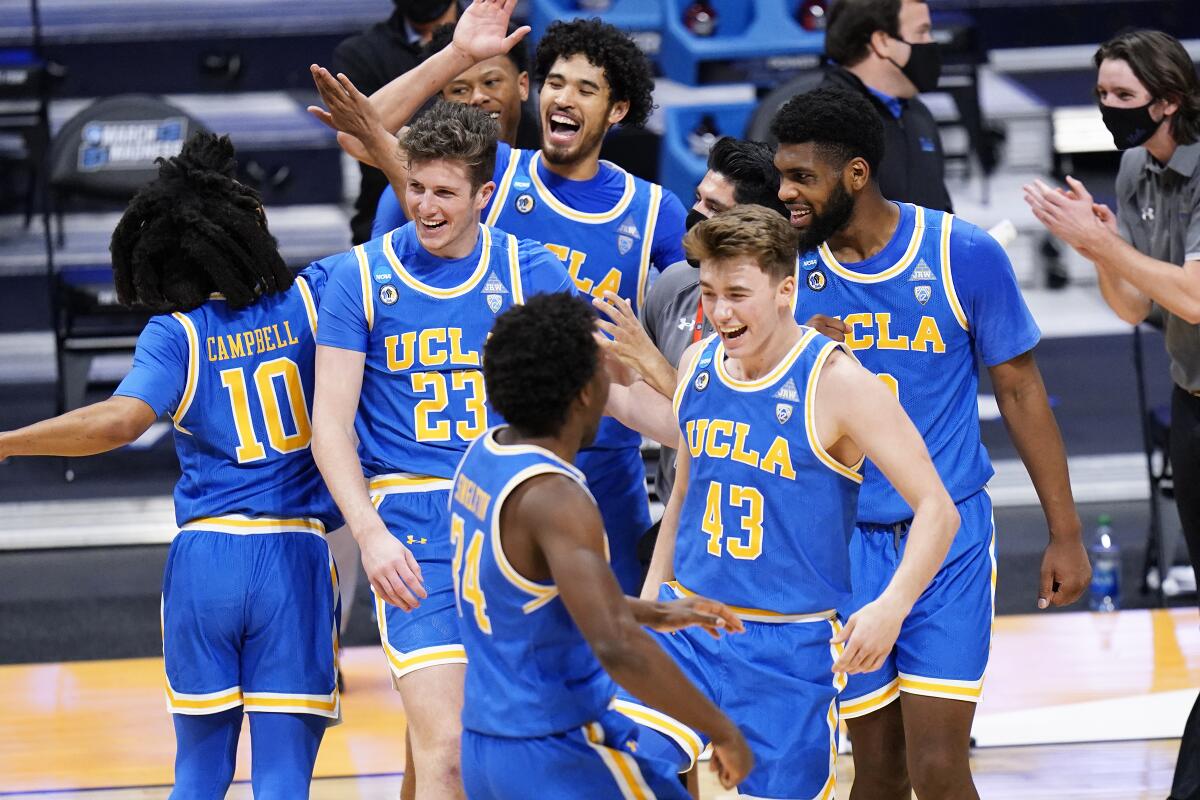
left=406, top=535, right=428, bottom=545
left=677, top=317, right=696, bottom=331
left=1142, top=207, right=1155, bottom=222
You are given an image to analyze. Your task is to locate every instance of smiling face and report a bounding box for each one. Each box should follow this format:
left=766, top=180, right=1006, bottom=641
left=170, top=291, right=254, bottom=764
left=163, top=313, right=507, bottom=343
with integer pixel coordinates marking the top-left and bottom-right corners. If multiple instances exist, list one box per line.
left=698, top=256, right=795, bottom=361
left=405, top=157, right=494, bottom=259
left=441, top=55, right=529, bottom=146
left=539, top=53, right=628, bottom=168
left=693, top=170, right=738, bottom=218
left=774, top=142, right=858, bottom=251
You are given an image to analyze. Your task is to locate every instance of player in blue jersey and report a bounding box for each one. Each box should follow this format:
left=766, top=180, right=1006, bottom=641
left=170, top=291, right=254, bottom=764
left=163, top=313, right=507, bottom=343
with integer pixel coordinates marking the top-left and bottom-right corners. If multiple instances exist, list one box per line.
left=448, top=291, right=753, bottom=798
left=771, top=87, right=1091, bottom=800
left=310, top=99, right=575, bottom=797
left=310, top=1, right=686, bottom=593
left=0, top=133, right=343, bottom=798
left=605, top=205, right=959, bottom=799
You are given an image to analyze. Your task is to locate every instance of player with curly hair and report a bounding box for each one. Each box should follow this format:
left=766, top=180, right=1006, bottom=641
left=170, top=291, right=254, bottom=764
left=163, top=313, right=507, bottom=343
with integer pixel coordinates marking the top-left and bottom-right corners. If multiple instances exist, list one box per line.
left=0, top=131, right=344, bottom=797
left=310, top=0, right=688, bottom=597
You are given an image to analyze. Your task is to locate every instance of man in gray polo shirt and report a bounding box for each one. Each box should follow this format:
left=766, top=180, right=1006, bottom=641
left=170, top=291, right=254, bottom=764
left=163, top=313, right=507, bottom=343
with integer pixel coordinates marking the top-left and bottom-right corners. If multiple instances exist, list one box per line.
left=1025, top=29, right=1200, bottom=800
left=595, top=137, right=787, bottom=505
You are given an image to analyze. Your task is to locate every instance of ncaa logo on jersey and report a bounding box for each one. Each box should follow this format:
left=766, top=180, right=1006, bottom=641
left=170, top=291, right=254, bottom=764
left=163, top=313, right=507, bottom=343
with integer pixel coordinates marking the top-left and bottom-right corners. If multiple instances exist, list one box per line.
left=808, top=271, right=827, bottom=291
left=515, top=194, right=535, bottom=214
left=373, top=269, right=392, bottom=283
left=486, top=294, right=503, bottom=313
left=914, top=285, right=932, bottom=305
left=694, top=371, right=709, bottom=391
left=776, top=403, right=793, bottom=424
left=379, top=284, right=398, bottom=305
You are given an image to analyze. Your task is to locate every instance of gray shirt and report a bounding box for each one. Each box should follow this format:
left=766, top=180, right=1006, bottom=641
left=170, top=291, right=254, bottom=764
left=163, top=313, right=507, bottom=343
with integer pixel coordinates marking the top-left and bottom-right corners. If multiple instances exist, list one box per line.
left=640, top=260, right=712, bottom=501
left=1115, top=141, right=1200, bottom=391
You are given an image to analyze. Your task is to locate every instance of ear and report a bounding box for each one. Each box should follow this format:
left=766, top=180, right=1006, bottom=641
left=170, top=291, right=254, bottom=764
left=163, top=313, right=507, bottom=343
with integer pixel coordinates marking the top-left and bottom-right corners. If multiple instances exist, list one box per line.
left=1157, top=95, right=1180, bottom=120
left=607, top=99, right=630, bottom=128
left=777, top=273, right=797, bottom=306
left=846, top=157, right=871, bottom=192
left=477, top=180, right=496, bottom=211
left=868, top=29, right=894, bottom=61
left=518, top=71, right=530, bottom=102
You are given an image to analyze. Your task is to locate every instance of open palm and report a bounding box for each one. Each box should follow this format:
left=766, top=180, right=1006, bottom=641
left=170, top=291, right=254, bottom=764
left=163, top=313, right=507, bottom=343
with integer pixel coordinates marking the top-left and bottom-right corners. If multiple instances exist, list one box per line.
left=453, top=0, right=531, bottom=63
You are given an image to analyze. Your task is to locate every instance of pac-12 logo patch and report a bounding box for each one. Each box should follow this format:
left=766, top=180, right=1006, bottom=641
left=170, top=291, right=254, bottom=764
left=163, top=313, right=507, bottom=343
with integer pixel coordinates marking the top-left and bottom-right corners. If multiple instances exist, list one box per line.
left=807, top=271, right=826, bottom=291
left=486, top=294, right=503, bottom=313
left=914, top=285, right=932, bottom=305
left=379, top=284, right=398, bottom=305
left=515, top=193, right=535, bottom=214
left=617, top=235, right=633, bottom=255
left=694, top=371, right=709, bottom=391
left=776, top=403, right=793, bottom=424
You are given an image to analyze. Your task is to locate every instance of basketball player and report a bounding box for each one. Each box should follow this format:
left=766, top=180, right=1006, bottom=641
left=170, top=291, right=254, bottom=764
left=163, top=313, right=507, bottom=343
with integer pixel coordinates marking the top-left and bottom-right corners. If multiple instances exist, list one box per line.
left=0, top=133, right=342, bottom=797
left=311, top=5, right=686, bottom=593
left=449, top=292, right=752, bottom=798
left=772, top=87, right=1091, bottom=799
left=310, top=99, right=574, bottom=799
left=610, top=205, right=959, bottom=798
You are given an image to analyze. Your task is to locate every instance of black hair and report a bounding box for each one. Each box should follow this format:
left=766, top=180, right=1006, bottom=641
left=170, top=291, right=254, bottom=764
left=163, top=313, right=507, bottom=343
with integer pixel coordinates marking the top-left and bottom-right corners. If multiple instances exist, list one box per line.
left=483, top=292, right=599, bottom=437
left=394, top=0, right=455, bottom=25
left=824, top=0, right=902, bottom=68
left=109, top=132, right=291, bottom=313
left=535, top=18, right=655, bottom=128
left=707, top=137, right=787, bottom=216
left=770, top=86, right=885, bottom=175
left=423, top=21, right=529, bottom=74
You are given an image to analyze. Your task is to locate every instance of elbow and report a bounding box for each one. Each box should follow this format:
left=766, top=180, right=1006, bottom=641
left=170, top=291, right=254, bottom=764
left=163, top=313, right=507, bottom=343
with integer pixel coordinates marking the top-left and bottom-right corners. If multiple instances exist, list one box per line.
left=1178, top=302, right=1200, bottom=326
left=111, top=412, right=151, bottom=446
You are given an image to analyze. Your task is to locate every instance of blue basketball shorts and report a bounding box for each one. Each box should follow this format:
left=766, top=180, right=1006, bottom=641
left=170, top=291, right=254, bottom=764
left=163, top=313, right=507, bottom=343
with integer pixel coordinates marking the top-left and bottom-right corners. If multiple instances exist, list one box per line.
left=840, top=489, right=997, bottom=719
left=462, top=707, right=689, bottom=800
left=161, top=516, right=340, bottom=721
left=369, top=476, right=466, bottom=685
left=575, top=446, right=652, bottom=594
left=614, top=583, right=845, bottom=800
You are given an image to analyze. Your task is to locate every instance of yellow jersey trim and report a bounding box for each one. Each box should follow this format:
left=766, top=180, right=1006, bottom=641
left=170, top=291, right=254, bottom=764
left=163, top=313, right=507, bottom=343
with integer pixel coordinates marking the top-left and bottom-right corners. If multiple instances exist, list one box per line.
left=818, top=205, right=925, bottom=284
left=611, top=699, right=703, bottom=772
left=164, top=682, right=243, bottom=713
left=506, top=233, right=525, bottom=305
left=635, top=183, right=662, bottom=310
left=242, top=690, right=340, bottom=718
left=294, top=275, right=319, bottom=335
left=369, top=473, right=455, bottom=496
left=374, top=606, right=468, bottom=680
left=384, top=225, right=493, bottom=299
left=839, top=677, right=901, bottom=719
left=169, top=312, right=199, bottom=435
left=667, top=581, right=835, bottom=623
left=583, top=721, right=655, bottom=799
left=672, top=334, right=716, bottom=418
left=529, top=153, right=636, bottom=224
left=713, top=327, right=818, bottom=392
left=804, top=340, right=865, bottom=484
left=181, top=514, right=326, bottom=536
left=898, top=671, right=985, bottom=701
left=940, top=214, right=969, bottom=331
left=485, top=146, right=522, bottom=228
left=353, top=245, right=375, bottom=332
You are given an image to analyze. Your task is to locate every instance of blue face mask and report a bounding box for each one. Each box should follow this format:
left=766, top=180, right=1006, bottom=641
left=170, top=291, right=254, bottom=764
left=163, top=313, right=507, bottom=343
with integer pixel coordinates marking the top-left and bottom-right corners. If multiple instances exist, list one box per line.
left=1098, top=100, right=1164, bottom=150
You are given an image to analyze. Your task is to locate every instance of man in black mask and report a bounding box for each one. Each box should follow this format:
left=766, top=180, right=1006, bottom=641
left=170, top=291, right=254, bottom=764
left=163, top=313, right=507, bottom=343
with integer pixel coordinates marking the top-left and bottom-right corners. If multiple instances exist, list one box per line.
left=332, top=0, right=460, bottom=245
left=820, top=0, right=951, bottom=212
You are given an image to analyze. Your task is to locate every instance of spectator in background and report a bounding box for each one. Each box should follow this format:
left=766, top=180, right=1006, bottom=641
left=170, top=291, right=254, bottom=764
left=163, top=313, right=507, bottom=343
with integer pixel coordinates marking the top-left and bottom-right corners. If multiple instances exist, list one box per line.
left=332, top=0, right=460, bottom=244
left=593, top=137, right=786, bottom=505
left=821, top=0, right=952, bottom=212
left=422, top=22, right=540, bottom=149
left=1024, top=29, right=1200, bottom=800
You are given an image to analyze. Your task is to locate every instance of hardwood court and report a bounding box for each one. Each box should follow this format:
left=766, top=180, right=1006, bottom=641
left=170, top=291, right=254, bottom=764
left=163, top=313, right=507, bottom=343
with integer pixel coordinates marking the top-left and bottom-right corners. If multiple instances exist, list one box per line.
left=2, top=609, right=1196, bottom=798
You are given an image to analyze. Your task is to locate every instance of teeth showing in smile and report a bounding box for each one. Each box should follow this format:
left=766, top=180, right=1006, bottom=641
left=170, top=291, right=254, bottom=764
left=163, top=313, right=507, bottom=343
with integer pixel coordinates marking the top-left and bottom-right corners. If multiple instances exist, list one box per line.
left=721, top=326, right=747, bottom=339
left=421, top=219, right=447, bottom=230
left=549, top=113, right=580, bottom=133
left=488, top=111, right=501, bottom=120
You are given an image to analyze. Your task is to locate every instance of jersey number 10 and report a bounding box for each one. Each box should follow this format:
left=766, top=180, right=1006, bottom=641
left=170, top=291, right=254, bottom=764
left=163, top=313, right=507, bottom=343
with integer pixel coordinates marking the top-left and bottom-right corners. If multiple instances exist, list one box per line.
left=219, top=358, right=312, bottom=463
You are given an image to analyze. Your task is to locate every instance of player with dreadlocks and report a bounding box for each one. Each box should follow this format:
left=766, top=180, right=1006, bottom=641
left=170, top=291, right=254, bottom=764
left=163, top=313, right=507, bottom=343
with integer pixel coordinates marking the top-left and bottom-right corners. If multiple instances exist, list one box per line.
left=0, top=132, right=344, bottom=798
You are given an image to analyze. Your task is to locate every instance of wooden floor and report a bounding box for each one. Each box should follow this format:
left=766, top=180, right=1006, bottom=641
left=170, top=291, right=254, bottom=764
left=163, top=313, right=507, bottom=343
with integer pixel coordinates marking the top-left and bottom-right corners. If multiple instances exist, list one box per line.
left=2, top=608, right=1196, bottom=798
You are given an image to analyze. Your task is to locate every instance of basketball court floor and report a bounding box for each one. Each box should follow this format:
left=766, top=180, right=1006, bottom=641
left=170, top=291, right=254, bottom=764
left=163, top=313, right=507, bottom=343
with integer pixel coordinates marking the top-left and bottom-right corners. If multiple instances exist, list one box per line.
left=2, top=608, right=1195, bottom=798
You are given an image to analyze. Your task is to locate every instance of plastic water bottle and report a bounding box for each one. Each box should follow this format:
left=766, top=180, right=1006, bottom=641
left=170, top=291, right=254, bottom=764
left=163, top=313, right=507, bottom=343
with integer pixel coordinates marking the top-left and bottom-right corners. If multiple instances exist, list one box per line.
left=1088, top=514, right=1121, bottom=612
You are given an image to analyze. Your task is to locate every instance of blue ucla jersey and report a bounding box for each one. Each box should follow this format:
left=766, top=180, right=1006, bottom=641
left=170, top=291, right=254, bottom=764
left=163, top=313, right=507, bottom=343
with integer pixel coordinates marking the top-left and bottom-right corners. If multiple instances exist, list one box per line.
left=316, top=222, right=575, bottom=479
left=673, top=331, right=863, bottom=616
left=114, top=266, right=340, bottom=530
left=450, top=429, right=616, bottom=737
left=794, top=203, right=1041, bottom=523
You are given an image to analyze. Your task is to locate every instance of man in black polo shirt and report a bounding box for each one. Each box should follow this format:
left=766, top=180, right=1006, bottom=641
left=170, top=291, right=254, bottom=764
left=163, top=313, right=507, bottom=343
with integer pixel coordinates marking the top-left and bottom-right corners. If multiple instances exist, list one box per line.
left=821, top=0, right=951, bottom=212
left=332, top=0, right=460, bottom=244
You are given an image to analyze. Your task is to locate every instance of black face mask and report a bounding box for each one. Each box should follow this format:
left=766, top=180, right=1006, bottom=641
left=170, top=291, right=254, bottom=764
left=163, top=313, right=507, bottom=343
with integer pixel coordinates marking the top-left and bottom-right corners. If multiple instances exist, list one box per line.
left=893, top=41, right=941, bottom=94
left=684, top=207, right=708, bottom=267
left=1099, top=100, right=1164, bottom=150
left=395, top=0, right=453, bottom=24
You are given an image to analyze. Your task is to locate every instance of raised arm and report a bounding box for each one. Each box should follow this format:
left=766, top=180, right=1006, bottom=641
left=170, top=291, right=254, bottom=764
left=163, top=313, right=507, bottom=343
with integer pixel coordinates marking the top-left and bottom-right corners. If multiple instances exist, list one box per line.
left=0, top=396, right=156, bottom=461
left=816, top=351, right=959, bottom=674
left=518, top=475, right=752, bottom=789
left=312, top=344, right=426, bottom=610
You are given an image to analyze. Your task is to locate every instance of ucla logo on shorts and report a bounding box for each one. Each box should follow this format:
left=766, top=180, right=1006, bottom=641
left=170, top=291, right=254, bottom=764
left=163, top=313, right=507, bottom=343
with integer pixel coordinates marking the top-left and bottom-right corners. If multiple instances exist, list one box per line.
left=807, top=271, right=827, bottom=292
left=379, top=284, right=398, bottom=305
left=694, top=371, right=709, bottom=391
left=486, top=294, right=503, bottom=313
left=914, top=285, right=932, bottom=305
left=776, top=403, right=793, bottom=424
left=515, top=194, right=535, bottom=214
